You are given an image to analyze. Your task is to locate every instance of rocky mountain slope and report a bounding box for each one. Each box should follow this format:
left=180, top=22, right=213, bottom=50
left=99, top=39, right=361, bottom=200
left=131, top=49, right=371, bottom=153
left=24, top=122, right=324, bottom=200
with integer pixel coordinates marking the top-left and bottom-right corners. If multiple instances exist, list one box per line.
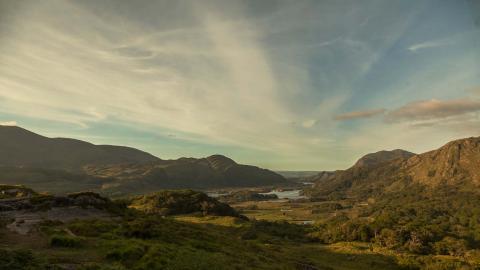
left=311, top=137, right=480, bottom=199
left=353, top=149, right=415, bottom=168
left=403, top=137, right=480, bottom=187
left=84, top=154, right=287, bottom=195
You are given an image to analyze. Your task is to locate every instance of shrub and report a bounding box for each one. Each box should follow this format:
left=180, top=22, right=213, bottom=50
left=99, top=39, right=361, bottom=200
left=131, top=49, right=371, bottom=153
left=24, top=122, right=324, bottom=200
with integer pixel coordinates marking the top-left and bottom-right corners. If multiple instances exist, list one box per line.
left=105, top=241, right=147, bottom=267
left=68, top=219, right=119, bottom=237
left=0, top=249, right=45, bottom=270
left=50, top=234, right=84, bottom=248
left=244, top=204, right=259, bottom=210
left=129, top=190, right=239, bottom=217
left=79, top=263, right=127, bottom=270
left=433, top=237, right=469, bottom=256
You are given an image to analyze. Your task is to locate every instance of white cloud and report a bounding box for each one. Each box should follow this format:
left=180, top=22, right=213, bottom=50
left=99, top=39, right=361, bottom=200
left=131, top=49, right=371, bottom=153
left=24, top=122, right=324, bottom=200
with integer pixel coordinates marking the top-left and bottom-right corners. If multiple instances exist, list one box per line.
left=0, top=1, right=477, bottom=170
left=386, top=99, right=480, bottom=122
left=301, top=119, right=317, bottom=128
left=0, top=1, right=316, bottom=153
left=408, top=39, right=453, bottom=52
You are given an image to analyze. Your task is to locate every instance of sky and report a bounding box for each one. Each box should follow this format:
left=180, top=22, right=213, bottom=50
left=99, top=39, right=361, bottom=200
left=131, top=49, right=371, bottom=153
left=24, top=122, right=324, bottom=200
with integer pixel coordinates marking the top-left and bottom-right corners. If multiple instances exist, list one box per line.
left=0, top=0, right=479, bottom=170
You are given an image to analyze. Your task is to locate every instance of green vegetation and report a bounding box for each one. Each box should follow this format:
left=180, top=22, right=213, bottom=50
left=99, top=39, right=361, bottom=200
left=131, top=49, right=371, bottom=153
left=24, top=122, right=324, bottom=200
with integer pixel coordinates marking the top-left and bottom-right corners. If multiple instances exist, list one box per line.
left=0, top=249, right=49, bottom=270
left=50, top=234, right=85, bottom=248
left=218, top=190, right=278, bottom=203
left=1, top=185, right=480, bottom=269
left=304, top=186, right=480, bottom=268
left=1, top=214, right=415, bottom=270
left=311, top=187, right=480, bottom=253
left=128, top=190, right=240, bottom=217
left=0, top=188, right=413, bottom=269
left=0, top=167, right=103, bottom=194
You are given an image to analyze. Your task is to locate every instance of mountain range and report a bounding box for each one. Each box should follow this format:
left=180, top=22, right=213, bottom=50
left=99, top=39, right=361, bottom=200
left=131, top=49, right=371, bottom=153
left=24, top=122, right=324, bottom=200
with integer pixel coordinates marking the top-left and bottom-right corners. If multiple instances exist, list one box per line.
left=0, top=126, right=287, bottom=195
left=310, top=136, right=480, bottom=199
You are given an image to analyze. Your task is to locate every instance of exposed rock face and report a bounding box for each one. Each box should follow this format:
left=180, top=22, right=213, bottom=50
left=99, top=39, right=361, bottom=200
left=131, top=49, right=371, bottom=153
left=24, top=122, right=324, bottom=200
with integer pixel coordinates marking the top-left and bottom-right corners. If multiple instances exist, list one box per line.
left=206, top=155, right=237, bottom=171
left=0, top=185, right=37, bottom=199
left=354, top=149, right=415, bottom=168
left=0, top=192, right=116, bottom=212
left=84, top=155, right=287, bottom=194
left=403, top=137, right=480, bottom=186
left=0, top=192, right=120, bottom=235
left=312, top=136, right=480, bottom=198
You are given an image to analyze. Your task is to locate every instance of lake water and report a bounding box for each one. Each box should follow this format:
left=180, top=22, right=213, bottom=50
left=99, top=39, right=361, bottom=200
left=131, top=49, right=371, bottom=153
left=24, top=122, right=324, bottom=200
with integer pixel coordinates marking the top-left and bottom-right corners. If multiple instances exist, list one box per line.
left=206, top=192, right=229, bottom=198
left=260, top=189, right=306, bottom=200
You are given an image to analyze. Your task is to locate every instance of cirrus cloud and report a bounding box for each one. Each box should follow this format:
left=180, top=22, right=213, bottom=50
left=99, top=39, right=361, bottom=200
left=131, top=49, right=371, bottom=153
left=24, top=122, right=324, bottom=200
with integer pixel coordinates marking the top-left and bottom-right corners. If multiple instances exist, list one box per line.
left=386, top=99, right=480, bottom=122
left=334, top=108, right=386, bottom=121
left=408, top=39, right=453, bottom=52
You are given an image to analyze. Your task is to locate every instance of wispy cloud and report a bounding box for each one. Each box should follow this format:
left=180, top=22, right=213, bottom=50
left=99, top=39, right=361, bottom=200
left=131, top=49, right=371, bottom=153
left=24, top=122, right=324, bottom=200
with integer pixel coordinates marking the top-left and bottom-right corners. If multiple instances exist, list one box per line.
left=468, top=86, right=480, bottom=96
left=301, top=119, right=317, bottom=128
left=334, top=109, right=386, bottom=121
left=0, top=0, right=477, bottom=170
left=408, top=39, right=453, bottom=52
left=386, top=99, right=480, bottom=122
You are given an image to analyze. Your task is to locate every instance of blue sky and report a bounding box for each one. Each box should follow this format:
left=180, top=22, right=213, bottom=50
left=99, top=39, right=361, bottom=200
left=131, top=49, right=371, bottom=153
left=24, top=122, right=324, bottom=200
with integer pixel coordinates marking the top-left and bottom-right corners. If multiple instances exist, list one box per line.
left=0, top=0, right=479, bottom=170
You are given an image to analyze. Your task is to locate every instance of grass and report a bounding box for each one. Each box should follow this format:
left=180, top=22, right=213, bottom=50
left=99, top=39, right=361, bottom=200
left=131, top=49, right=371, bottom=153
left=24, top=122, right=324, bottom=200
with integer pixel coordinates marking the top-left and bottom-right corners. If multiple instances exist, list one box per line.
left=0, top=214, right=414, bottom=270
left=232, top=199, right=346, bottom=223
left=50, top=234, right=84, bottom=248
left=173, top=215, right=247, bottom=227
left=1, top=196, right=479, bottom=269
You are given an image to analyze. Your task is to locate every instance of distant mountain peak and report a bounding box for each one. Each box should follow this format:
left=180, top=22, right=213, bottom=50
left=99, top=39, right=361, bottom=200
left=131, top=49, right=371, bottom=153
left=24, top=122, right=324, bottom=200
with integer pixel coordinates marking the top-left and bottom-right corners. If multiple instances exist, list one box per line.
left=354, top=149, right=415, bottom=168
left=206, top=154, right=237, bottom=171
left=0, top=125, right=46, bottom=137
left=405, top=136, right=480, bottom=186
left=0, top=127, right=287, bottom=193
left=0, top=126, right=159, bottom=171
left=312, top=135, right=480, bottom=199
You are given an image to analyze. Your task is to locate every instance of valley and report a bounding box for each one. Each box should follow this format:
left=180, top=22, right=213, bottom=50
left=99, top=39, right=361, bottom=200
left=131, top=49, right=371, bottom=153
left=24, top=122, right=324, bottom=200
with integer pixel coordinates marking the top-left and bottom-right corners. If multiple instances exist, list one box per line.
left=0, top=127, right=479, bottom=269
left=2, top=1, right=479, bottom=269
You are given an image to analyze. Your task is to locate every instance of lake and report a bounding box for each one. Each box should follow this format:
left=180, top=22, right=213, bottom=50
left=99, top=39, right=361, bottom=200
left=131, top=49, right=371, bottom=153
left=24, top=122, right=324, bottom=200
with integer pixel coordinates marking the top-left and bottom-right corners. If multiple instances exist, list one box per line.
left=260, top=189, right=306, bottom=200
left=206, top=192, right=229, bottom=198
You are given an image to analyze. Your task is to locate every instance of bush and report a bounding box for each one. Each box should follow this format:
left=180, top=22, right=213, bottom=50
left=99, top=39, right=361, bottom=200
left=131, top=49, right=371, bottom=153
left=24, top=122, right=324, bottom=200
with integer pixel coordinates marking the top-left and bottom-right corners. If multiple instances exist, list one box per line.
left=249, top=220, right=310, bottom=242
left=68, top=219, right=119, bottom=237
left=50, top=234, right=84, bottom=248
left=244, top=204, right=259, bottom=210
left=0, top=249, right=45, bottom=270
left=433, top=237, right=469, bottom=256
left=129, top=190, right=239, bottom=217
left=79, top=263, right=127, bottom=270
left=105, top=241, right=147, bottom=267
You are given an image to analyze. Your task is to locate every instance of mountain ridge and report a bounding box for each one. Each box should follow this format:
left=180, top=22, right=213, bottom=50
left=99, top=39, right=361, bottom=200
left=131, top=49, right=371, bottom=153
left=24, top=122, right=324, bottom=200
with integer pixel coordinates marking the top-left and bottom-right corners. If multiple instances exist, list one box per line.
left=0, top=125, right=159, bottom=171
left=311, top=136, right=480, bottom=198
left=0, top=126, right=287, bottom=194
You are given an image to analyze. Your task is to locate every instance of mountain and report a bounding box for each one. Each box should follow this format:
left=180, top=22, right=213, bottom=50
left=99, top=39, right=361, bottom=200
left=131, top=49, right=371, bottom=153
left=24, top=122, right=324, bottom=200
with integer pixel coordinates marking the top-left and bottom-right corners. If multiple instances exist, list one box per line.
left=311, top=137, right=480, bottom=258
left=353, top=149, right=415, bottom=168
left=310, top=149, right=415, bottom=192
left=311, top=137, right=479, bottom=199
left=403, top=137, right=480, bottom=187
left=0, top=126, right=159, bottom=171
left=0, top=126, right=287, bottom=194
left=84, top=154, right=288, bottom=195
